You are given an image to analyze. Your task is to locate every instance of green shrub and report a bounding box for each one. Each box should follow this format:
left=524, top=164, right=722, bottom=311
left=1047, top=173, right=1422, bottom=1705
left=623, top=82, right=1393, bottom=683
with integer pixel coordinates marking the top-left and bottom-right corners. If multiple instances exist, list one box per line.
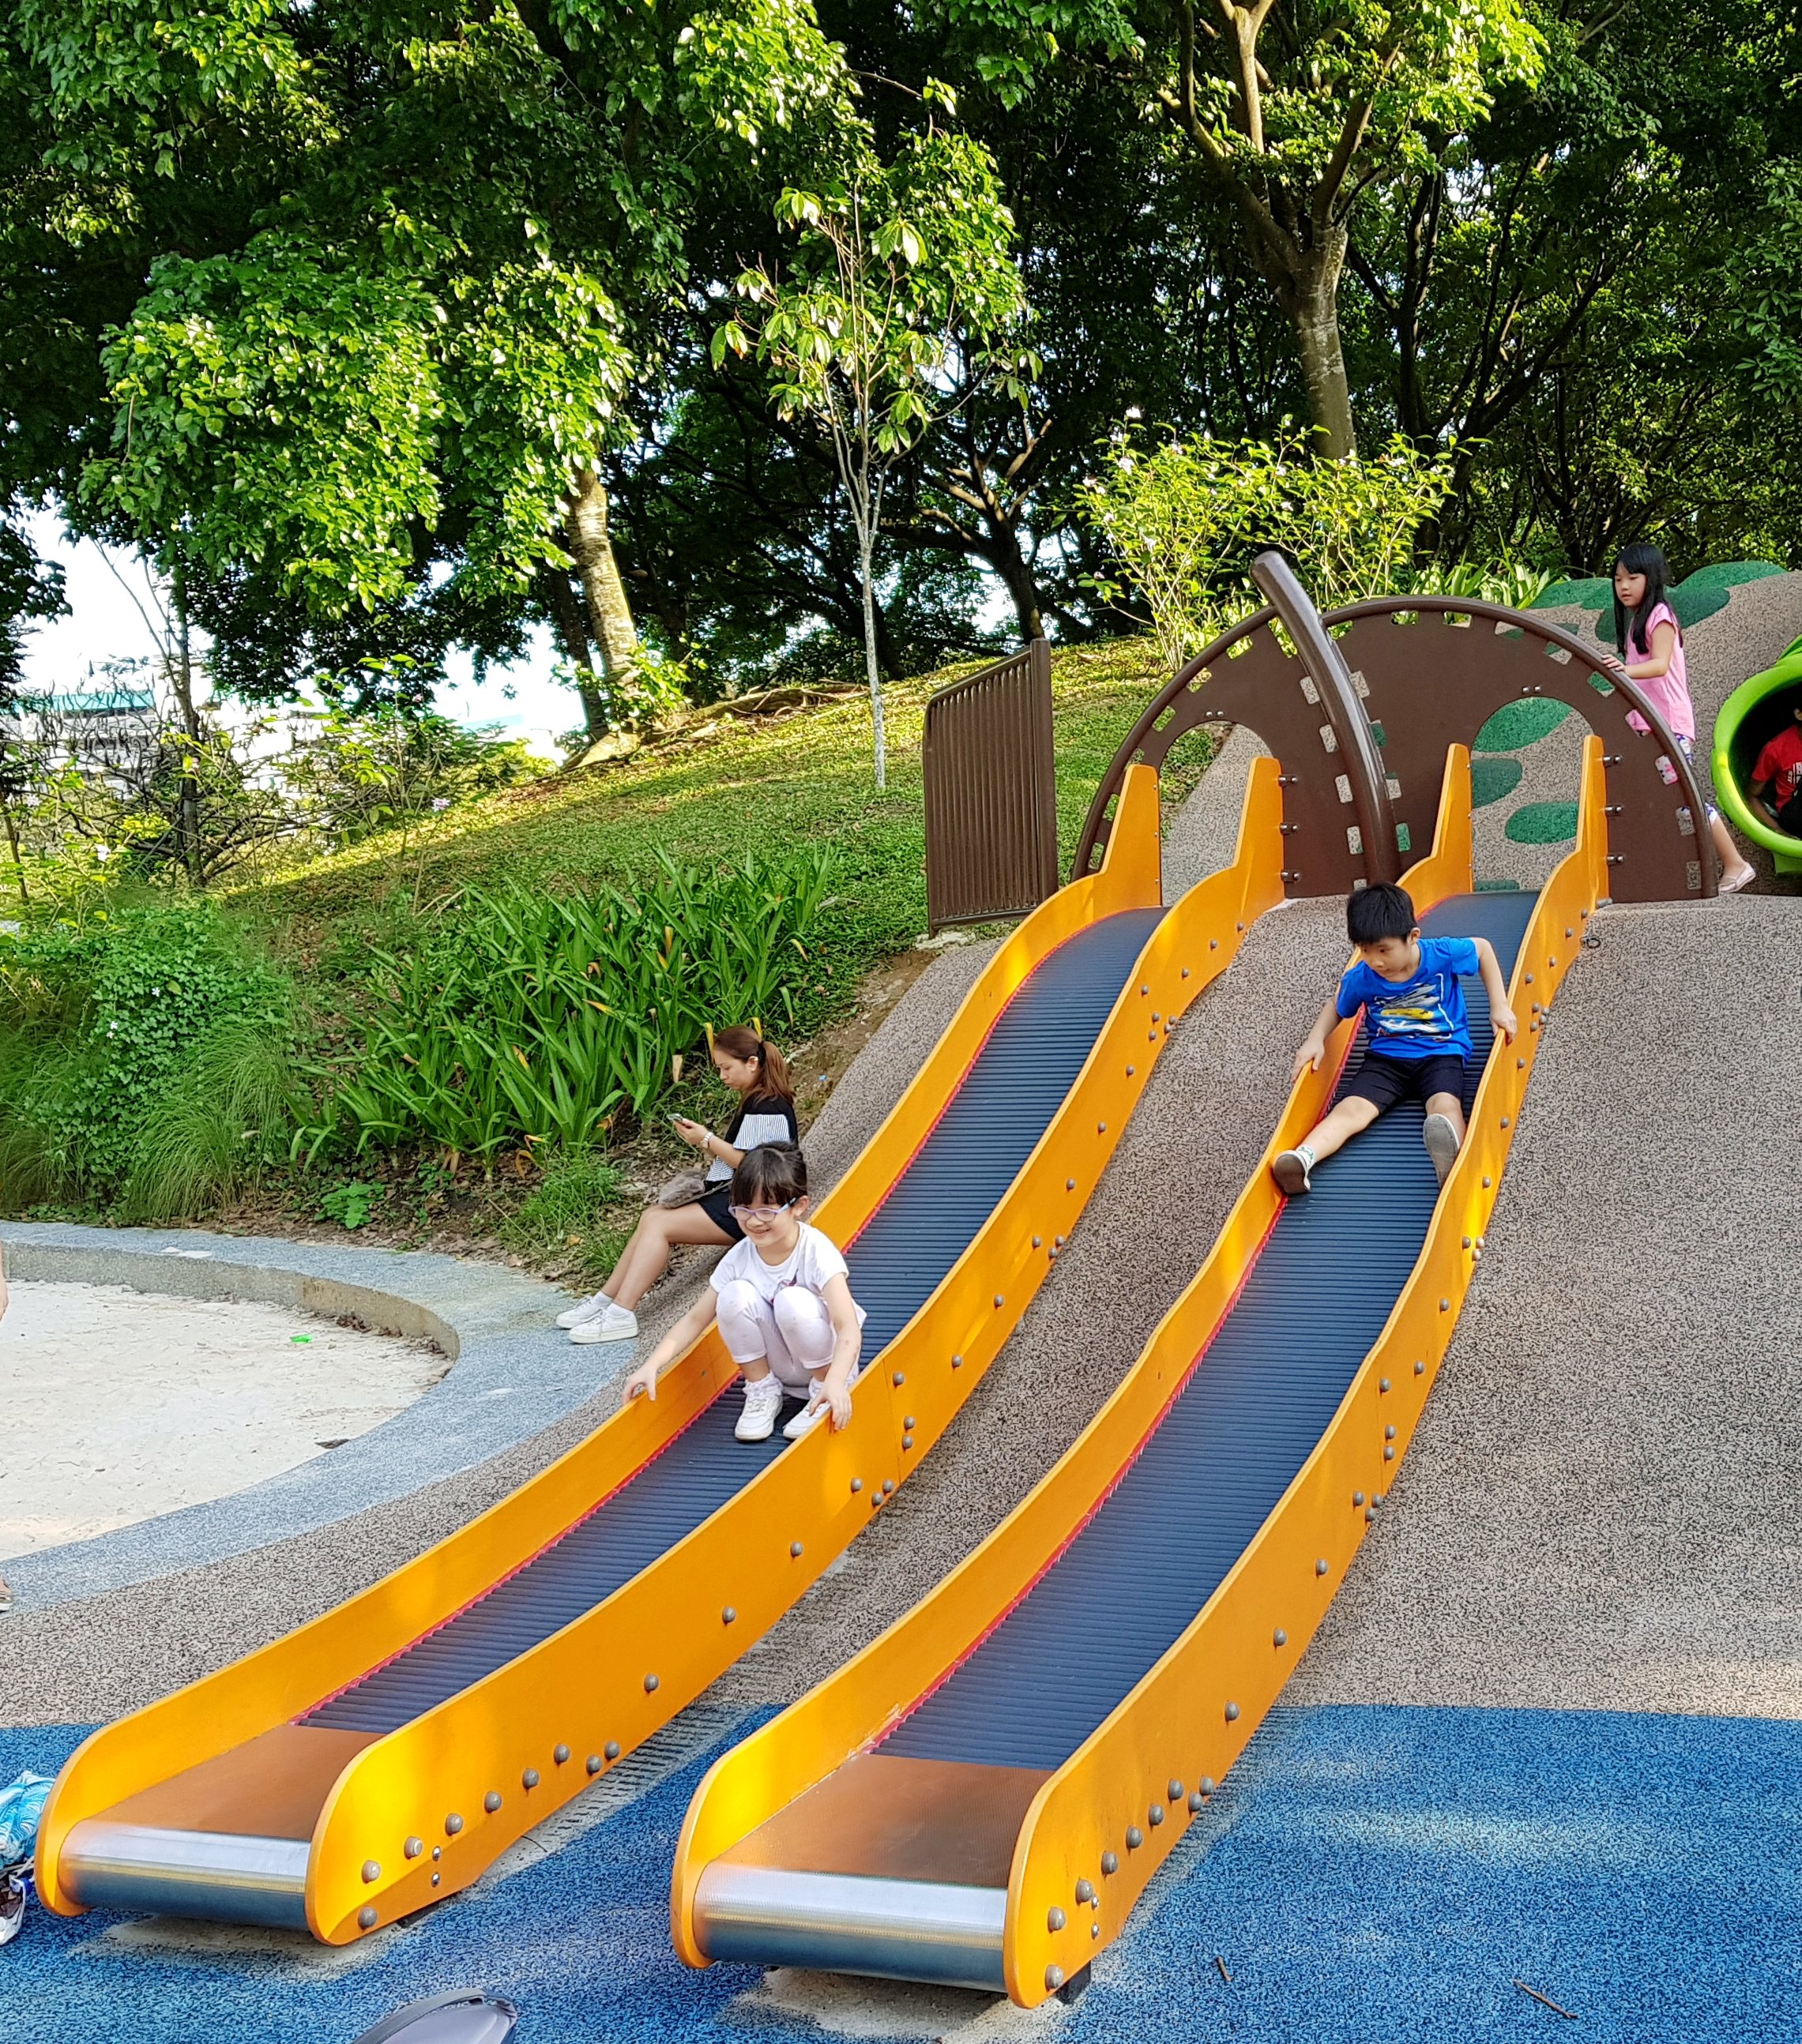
left=0, top=904, right=302, bottom=1216
left=499, top=1150, right=632, bottom=1285
left=1078, top=426, right=1458, bottom=666
left=304, top=847, right=837, bottom=1163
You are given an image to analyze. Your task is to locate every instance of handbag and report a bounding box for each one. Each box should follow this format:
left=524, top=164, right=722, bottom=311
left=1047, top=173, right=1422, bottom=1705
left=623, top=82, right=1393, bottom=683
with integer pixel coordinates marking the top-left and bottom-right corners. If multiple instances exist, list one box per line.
left=656, top=1168, right=709, bottom=1209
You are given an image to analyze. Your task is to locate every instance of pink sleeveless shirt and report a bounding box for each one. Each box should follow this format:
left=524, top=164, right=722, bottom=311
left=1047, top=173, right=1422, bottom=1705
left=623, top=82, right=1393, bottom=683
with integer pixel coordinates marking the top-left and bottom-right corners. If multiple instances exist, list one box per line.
left=1623, top=599, right=1694, bottom=742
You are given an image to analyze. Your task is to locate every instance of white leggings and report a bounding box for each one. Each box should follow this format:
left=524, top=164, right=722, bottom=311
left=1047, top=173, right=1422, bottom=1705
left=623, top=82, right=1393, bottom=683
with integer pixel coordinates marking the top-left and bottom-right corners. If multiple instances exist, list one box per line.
left=716, top=1280, right=840, bottom=1392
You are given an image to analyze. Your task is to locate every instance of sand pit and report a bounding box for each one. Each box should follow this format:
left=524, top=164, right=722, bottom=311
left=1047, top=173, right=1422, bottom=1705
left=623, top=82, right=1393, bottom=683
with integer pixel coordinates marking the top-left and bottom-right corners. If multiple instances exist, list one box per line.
left=0, top=1281, right=448, bottom=1560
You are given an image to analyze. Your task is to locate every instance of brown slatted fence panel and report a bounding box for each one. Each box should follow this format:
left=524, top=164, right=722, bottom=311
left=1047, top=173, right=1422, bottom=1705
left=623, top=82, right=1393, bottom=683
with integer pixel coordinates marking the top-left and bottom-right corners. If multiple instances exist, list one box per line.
left=923, top=639, right=1059, bottom=930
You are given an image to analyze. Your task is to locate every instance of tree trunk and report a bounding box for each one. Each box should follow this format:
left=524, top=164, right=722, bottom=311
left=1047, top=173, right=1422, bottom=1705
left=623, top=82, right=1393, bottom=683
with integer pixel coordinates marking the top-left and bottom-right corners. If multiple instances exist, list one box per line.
left=563, top=466, right=640, bottom=709
left=1245, top=209, right=1356, bottom=458
left=859, top=526, right=887, bottom=790
left=539, top=565, right=608, bottom=745
left=1283, top=243, right=1356, bottom=460
left=168, top=554, right=204, bottom=886
left=989, top=517, right=1045, bottom=641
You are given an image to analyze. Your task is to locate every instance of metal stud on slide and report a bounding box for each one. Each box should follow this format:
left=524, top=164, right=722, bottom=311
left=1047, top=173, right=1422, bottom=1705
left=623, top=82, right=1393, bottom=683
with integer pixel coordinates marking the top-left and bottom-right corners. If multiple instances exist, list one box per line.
left=586, top=1756, right=602, bottom=1775
left=722, top=1606, right=737, bottom=1623
left=1414, top=1359, right=1426, bottom=1375
left=1075, top=1880, right=1097, bottom=1903
left=1225, top=1701, right=1240, bottom=1722
left=1048, top=1907, right=1067, bottom=1931
left=522, top=1769, right=540, bottom=1790
left=1273, top=1628, right=1288, bottom=1648
left=1126, top=1827, right=1144, bottom=1849
left=358, top=1905, right=378, bottom=1930
left=483, top=1792, right=502, bottom=1813
left=605, top=1741, right=621, bottom=1760
left=362, top=1860, right=382, bottom=1883
left=1101, top=1852, right=1119, bottom=1875
left=404, top=1838, right=423, bottom=1859
left=1315, top=1557, right=1329, bottom=1576
left=790, top=1542, right=804, bottom=1557
left=1168, top=1779, right=1184, bottom=1800
left=445, top=1813, right=464, bottom=1835
left=554, top=1745, right=570, bottom=1765
left=1046, top=1966, right=1066, bottom=1992
left=644, top=1674, right=660, bottom=1693
left=1149, top=1804, right=1165, bottom=1826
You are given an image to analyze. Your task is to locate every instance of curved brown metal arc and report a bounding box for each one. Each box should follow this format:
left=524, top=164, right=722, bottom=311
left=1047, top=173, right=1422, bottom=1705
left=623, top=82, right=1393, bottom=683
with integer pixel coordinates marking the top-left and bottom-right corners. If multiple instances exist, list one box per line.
left=1251, top=552, right=1400, bottom=885
left=1070, top=604, right=1277, bottom=881
left=1319, top=595, right=1718, bottom=900
left=1072, top=591, right=1719, bottom=900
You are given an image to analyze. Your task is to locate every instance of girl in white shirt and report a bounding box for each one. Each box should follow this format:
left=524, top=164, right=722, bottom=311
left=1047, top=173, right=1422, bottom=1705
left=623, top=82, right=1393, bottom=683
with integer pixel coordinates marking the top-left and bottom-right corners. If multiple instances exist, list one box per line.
left=620, top=1143, right=865, bottom=1443
left=561, top=1025, right=799, bottom=1346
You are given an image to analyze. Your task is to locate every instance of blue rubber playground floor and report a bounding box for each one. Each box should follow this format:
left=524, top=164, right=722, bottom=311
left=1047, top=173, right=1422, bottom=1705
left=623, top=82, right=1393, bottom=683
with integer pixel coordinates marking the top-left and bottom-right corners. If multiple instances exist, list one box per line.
left=5, top=1702, right=1795, bottom=2042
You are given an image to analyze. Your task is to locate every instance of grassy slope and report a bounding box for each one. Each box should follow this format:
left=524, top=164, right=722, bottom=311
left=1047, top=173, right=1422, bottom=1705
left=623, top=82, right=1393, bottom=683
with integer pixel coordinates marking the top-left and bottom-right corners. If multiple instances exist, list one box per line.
left=245, top=637, right=1209, bottom=979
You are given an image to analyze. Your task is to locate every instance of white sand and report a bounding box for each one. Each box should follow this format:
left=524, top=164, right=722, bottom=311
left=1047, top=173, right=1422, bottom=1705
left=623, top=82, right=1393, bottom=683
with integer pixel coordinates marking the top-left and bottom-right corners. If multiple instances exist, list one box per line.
left=0, top=1281, right=448, bottom=1559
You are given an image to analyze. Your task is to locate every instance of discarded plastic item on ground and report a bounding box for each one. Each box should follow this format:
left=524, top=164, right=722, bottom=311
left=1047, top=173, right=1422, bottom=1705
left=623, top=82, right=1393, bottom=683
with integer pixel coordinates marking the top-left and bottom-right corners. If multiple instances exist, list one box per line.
left=349, top=1992, right=518, bottom=2044
left=0, top=1773, right=51, bottom=1866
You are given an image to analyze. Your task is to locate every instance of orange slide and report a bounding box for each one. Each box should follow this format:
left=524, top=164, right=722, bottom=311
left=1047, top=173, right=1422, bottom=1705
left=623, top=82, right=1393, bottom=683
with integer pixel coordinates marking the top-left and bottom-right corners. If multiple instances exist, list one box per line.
left=39, top=759, right=1287, bottom=1943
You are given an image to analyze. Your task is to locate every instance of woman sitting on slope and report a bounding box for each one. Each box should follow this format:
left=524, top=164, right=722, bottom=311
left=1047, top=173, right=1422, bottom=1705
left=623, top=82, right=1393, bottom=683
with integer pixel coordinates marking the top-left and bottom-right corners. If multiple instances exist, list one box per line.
left=559, top=1024, right=797, bottom=1344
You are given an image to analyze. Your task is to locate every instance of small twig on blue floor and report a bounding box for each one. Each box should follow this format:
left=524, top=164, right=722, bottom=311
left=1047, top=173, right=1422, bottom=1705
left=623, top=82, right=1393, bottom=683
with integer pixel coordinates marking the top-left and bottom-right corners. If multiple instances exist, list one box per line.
left=1213, top=1956, right=1232, bottom=1984
left=1513, top=1978, right=1576, bottom=2019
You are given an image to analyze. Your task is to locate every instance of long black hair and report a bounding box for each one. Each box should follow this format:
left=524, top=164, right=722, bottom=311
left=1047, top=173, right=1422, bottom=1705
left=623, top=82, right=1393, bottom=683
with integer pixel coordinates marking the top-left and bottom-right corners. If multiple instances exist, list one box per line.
left=1612, top=542, right=1678, bottom=659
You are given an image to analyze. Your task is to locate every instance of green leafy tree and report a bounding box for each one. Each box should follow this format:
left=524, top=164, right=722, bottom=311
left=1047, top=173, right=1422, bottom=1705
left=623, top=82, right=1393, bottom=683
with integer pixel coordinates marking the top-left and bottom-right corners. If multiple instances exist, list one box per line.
left=927, top=0, right=1542, bottom=457
left=717, top=122, right=1033, bottom=783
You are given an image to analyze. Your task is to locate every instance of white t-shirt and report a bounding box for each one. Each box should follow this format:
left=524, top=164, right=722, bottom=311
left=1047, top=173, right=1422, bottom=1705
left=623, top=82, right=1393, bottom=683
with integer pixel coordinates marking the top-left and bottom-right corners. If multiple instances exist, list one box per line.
left=711, top=1223, right=867, bottom=1324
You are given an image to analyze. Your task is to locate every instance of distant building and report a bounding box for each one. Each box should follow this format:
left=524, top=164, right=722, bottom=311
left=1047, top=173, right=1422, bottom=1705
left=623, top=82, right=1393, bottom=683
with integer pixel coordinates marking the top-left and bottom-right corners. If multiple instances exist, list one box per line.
left=4, top=686, right=158, bottom=772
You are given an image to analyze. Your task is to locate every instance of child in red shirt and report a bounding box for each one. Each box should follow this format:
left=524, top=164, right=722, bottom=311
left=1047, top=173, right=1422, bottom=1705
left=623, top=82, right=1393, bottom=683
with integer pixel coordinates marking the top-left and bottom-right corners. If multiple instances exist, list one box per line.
left=1750, top=701, right=1802, bottom=837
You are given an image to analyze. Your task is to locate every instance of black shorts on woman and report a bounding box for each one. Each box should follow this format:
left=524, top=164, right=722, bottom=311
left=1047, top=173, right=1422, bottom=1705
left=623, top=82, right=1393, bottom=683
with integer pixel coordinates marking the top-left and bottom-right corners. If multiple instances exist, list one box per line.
left=1342, top=1050, right=1466, bottom=1114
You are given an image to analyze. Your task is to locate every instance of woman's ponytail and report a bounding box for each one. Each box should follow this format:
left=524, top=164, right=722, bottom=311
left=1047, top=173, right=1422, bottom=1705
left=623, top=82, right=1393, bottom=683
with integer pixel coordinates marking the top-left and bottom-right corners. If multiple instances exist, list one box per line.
left=712, top=1022, right=796, bottom=1104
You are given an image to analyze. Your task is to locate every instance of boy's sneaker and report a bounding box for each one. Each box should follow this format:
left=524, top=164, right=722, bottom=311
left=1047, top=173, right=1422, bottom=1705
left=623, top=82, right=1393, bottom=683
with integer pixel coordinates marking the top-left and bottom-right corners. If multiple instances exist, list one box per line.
left=556, top=1289, right=612, bottom=1331
left=1272, top=1147, right=1314, bottom=1196
left=569, top=1302, right=638, bottom=1344
left=1423, top=1114, right=1461, bottom=1185
left=735, top=1376, right=785, bottom=1442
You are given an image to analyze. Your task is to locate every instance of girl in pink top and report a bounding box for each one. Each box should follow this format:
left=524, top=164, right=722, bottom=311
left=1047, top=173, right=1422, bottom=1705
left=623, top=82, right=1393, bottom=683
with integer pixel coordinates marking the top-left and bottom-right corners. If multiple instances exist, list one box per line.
left=1609, top=543, right=1754, bottom=893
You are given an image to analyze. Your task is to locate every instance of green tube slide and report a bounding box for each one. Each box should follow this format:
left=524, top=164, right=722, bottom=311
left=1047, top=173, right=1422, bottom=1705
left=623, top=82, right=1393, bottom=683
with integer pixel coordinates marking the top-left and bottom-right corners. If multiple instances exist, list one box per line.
left=1713, top=633, right=1802, bottom=874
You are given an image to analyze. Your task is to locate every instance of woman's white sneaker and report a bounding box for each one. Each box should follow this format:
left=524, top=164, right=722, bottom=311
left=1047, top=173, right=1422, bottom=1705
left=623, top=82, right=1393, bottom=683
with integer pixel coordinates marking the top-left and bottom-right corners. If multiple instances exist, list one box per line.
left=569, top=1302, right=638, bottom=1344
left=556, top=1289, right=613, bottom=1331
left=735, top=1375, right=785, bottom=1441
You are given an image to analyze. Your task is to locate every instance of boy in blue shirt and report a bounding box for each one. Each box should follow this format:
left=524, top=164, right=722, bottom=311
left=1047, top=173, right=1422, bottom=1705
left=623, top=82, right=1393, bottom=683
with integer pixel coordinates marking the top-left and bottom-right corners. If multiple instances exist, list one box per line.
left=1273, top=883, right=1518, bottom=1195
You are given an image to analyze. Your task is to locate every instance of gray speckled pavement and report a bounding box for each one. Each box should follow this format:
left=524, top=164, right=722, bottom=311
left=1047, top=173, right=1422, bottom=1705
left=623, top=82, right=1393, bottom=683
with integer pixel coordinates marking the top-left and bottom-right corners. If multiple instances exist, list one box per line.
left=1292, top=892, right=1802, bottom=1718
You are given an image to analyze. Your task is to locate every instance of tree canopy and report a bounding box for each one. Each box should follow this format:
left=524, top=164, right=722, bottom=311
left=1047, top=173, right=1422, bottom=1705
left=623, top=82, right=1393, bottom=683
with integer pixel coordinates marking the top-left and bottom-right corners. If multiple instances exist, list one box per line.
left=1, top=0, right=1797, bottom=733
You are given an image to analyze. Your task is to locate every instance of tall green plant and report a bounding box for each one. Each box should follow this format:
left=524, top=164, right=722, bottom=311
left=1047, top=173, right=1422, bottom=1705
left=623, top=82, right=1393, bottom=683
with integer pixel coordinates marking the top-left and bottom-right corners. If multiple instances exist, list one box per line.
left=306, top=848, right=837, bottom=1163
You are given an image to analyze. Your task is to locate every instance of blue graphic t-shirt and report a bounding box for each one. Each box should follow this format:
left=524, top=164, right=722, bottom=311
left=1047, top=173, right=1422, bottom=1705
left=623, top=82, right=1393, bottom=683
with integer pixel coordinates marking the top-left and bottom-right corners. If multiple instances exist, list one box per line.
left=1336, top=936, right=1480, bottom=1061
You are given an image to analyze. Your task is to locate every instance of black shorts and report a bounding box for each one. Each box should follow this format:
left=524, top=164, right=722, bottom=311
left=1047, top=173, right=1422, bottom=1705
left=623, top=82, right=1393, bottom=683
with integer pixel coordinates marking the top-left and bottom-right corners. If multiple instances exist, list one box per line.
left=696, top=1187, right=745, bottom=1242
left=1343, top=1050, right=1467, bottom=1114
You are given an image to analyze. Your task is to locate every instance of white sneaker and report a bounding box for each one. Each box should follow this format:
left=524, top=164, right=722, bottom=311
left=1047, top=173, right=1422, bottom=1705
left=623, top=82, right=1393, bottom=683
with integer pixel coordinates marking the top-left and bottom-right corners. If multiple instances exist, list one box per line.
left=556, top=1289, right=612, bottom=1331
left=782, top=1398, right=826, bottom=1441
left=568, top=1302, right=638, bottom=1344
left=1423, top=1114, right=1461, bottom=1185
left=781, top=1361, right=861, bottom=1440
left=735, top=1375, right=785, bottom=1442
